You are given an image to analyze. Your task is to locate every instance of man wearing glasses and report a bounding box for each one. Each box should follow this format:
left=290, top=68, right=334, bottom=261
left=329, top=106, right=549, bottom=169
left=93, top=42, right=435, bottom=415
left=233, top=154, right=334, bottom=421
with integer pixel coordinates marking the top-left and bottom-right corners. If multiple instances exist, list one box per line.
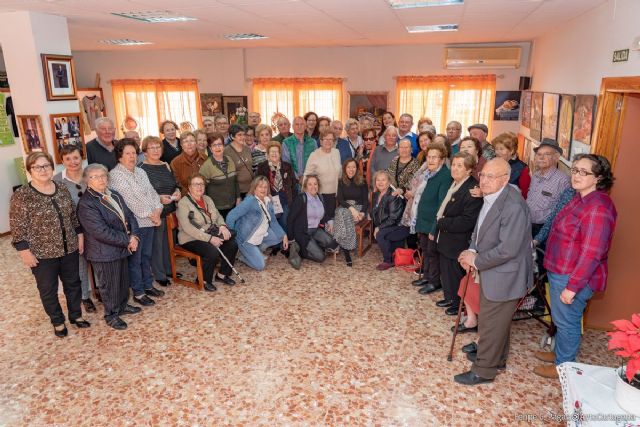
left=446, top=121, right=463, bottom=155
left=526, top=139, right=570, bottom=238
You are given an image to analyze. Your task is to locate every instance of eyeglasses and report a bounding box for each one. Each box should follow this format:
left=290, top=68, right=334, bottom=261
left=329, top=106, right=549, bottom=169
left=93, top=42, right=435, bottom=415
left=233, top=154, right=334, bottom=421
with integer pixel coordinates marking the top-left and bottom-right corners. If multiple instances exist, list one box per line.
left=211, top=143, right=224, bottom=148
left=426, top=155, right=442, bottom=161
left=31, top=164, right=52, bottom=172
left=479, top=172, right=508, bottom=180
left=190, top=182, right=205, bottom=187
left=146, top=145, right=162, bottom=151
left=570, top=167, right=594, bottom=177
left=89, top=174, right=108, bottom=181
left=363, top=137, right=376, bottom=141
left=535, top=152, right=555, bottom=158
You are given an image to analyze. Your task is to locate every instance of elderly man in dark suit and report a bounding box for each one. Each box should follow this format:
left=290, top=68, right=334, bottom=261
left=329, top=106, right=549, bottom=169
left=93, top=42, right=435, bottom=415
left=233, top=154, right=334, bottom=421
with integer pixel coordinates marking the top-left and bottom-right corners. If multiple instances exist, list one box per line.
left=454, top=158, right=533, bottom=385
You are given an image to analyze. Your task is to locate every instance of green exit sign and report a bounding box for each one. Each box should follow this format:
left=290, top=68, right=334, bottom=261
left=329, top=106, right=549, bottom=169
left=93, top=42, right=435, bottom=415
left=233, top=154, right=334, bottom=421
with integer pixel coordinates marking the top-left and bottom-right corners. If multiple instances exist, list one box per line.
left=613, top=49, right=629, bottom=62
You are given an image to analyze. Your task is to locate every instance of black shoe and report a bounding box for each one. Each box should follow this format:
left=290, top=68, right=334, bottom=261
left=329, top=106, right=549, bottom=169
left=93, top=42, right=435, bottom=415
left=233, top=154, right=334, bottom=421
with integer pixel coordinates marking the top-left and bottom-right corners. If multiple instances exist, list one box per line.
left=445, top=305, right=460, bottom=316
left=145, top=287, right=165, bottom=297
left=453, top=370, right=494, bottom=386
left=70, top=318, right=91, bottom=328
left=436, top=299, right=453, bottom=308
left=156, top=279, right=171, bottom=287
left=106, top=316, right=127, bottom=330
left=412, top=278, right=429, bottom=287
left=466, top=352, right=506, bottom=370
left=120, top=304, right=142, bottom=315
left=270, top=247, right=280, bottom=256
left=82, top=298, right=97, bottom=313
left=451, top=323, right=478, bottom=334
left=176, top=272, right=183, bottom=279
left=215, top=275, right=236, bottom=286
left=204, top=282, right=217, bottom=292
left=133, top=295, right=155, bottom=306
left=53, top=324, right=68, bottom=338
left=419, top=284, right=442, bottom=295
left=462, top=342, right=477, bottom=354
left=342, top=248, right=353, bottom=267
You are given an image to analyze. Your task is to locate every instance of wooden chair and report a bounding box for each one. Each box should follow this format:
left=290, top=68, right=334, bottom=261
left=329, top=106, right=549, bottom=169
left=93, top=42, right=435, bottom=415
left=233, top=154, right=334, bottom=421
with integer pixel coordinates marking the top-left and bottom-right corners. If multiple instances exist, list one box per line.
left=355, top=218, right=373, bottom=257
left=166, top=212, right=205, bottom=291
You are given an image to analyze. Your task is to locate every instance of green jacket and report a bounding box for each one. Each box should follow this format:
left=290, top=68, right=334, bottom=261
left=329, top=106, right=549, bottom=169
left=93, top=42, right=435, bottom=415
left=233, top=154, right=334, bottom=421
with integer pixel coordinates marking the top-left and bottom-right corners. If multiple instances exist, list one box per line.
left=414, top=166, right=453, bottom=235
left=282, top=134, right=317, bottom=177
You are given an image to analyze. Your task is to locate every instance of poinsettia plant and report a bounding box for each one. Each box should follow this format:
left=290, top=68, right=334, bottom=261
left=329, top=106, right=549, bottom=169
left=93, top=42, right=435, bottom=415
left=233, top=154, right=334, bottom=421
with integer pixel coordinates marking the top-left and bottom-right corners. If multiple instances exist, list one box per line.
left=607, top=312, right=640, bottom=387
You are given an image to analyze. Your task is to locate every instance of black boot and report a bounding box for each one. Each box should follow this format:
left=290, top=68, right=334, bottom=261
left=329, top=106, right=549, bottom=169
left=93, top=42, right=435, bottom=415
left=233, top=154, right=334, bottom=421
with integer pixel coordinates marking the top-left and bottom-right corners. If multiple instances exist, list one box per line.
left=342, top=248, right=353, bottom=267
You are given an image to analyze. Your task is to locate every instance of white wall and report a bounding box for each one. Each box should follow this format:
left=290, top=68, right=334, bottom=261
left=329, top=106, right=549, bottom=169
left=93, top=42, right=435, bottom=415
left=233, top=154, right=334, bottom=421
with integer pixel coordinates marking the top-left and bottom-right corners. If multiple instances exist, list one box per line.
left=529, top=0, right=639, bottom=94
left=74, top=42, right=531, bottom=136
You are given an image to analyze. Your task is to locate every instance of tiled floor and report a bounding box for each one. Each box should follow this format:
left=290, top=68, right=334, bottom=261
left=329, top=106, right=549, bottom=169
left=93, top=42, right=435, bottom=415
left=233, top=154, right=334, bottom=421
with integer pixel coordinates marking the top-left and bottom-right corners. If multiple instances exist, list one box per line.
left=0, top=236, right=618, bottom=426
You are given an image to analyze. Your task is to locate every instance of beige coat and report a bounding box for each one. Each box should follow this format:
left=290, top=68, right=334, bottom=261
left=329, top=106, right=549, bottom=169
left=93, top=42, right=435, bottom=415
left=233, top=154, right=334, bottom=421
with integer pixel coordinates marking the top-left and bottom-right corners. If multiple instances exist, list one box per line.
left=176, top=195, right=226, bottom=245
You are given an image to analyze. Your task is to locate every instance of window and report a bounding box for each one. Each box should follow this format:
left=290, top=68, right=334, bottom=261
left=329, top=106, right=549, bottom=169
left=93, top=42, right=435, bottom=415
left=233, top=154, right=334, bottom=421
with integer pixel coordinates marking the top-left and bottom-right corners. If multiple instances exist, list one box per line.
left=111, top=79, right=201, bottom=138
left=252, top=78, right=343, bottom=128
left=396, top=74, right=496, bottom=134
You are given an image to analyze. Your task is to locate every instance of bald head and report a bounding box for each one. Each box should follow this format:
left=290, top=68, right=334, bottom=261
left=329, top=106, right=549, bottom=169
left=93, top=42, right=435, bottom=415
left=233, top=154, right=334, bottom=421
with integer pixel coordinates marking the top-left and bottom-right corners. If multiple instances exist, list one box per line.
left=479, top=158, right=511, bottom=195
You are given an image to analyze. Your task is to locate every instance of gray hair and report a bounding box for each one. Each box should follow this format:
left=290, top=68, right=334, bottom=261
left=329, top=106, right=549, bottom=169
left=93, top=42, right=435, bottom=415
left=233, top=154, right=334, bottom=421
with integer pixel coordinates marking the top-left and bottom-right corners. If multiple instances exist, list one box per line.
left=384, top=126, right=399, bottom=137
left=399, top=113, right=413, bottom=122
left=83, top=163, right=109, bottom=181
left=94, top=117, right=114, bottom=129
left=344, top=118, right=359, bottom=132
left=276, top=116, right=290, bottom=125
left=398, top=138, right=412, bottom=149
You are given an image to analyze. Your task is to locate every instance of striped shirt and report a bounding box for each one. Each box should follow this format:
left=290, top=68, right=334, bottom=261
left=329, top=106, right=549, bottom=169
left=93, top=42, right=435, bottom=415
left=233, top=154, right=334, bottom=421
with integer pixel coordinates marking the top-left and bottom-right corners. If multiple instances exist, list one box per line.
left=526, top=167, right=570, bottom=224
left=109, top=164, right=162, bottom=228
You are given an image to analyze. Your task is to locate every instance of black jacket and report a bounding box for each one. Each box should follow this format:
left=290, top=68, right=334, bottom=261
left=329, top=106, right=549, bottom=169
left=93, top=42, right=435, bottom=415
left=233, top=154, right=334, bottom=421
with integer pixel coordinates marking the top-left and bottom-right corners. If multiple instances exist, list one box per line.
left=77, top=188, right=140, bottom=262
left=86, top=138, right=117, bottom=170
left=372, top=188, right=405, bottom=230
left=160, top=138, right=182, bottom=164
left=287, top=192, right=331, bottom=256
left=435, top=177, right=483, bottom=260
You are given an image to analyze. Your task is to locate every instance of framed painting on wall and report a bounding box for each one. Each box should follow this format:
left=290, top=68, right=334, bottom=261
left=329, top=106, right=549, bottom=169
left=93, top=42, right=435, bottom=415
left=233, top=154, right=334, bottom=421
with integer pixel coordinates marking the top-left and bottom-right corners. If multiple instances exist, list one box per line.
left=41, top=54, right=77, bottom=101
left=17, top=115, right=47, bottom=154
left=49, top=113, right=86, bottom=164
left=223, top=96, right=248, bottom=123
left=542, top=93, right=560, bottom=141
left=572, top=95, right=596, bottom=145
left=200, top=93, right=223, bottom=119
left=557, top=95, right=575, bottom=160
left=530, top=92, right=543, bottom=141
left=494, top=91, right=521, bottom=121
left=520, top=91, right=531, bottom=128
left=348, top=91, right=388, bottom=127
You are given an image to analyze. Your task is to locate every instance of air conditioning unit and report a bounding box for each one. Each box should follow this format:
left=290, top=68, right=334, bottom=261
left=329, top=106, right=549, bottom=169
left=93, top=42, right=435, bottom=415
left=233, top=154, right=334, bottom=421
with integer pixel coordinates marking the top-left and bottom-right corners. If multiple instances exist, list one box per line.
left=444, top=47, right=522, bottom=69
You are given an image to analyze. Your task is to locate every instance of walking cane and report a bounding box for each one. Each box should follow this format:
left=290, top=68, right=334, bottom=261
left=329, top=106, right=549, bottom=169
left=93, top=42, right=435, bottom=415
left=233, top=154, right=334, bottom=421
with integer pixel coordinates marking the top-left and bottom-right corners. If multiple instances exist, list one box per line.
left=447, top=267, right=474, bottom=362
left=214, top=244, right=246, bottom=284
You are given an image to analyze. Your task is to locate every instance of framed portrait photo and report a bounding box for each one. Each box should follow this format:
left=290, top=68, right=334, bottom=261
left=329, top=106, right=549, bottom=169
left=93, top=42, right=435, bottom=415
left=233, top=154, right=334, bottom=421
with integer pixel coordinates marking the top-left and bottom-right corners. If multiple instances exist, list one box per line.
left=41, top=54, right=77, bottom=101
left=49, top=113, right=86, bottom=164
left=17, top=115, right=47, bottom=154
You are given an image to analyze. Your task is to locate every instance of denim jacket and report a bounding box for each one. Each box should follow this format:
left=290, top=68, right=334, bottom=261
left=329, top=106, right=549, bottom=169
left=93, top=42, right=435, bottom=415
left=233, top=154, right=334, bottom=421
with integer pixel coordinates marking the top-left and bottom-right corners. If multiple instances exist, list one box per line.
left=226, top=195, right=285, bottom=244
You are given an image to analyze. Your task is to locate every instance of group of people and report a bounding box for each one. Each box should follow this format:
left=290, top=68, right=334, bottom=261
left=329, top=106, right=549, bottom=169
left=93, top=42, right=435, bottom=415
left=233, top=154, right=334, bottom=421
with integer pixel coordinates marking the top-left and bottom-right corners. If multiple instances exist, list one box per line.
left=10, top=110, right=617, bottom=388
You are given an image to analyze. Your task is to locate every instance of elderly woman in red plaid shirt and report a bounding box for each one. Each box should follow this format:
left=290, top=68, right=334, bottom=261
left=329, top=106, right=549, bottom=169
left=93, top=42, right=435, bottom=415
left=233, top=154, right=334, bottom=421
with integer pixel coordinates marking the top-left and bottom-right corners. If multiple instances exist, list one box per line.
left=533, top=154, right=617, bottom=379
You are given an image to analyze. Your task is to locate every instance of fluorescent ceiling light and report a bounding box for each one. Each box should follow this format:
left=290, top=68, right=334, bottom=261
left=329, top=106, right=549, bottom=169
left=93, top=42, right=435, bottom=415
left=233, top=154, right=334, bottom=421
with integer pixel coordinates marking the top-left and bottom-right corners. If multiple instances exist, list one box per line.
left=111, top=11, right=197, bottom=23
left=407, top=24, right=458, bottom=33
left=389, top=0, right=463, bottom=9
left=224, top=33, right=268, bottom=41
left=100, top=39, right=153, bottom=46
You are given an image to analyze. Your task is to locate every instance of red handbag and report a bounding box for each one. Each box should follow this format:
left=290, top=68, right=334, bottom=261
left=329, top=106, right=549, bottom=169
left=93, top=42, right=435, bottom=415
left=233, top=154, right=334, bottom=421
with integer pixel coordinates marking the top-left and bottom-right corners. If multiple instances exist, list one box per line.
left=393, top=248, right=421, bottom=271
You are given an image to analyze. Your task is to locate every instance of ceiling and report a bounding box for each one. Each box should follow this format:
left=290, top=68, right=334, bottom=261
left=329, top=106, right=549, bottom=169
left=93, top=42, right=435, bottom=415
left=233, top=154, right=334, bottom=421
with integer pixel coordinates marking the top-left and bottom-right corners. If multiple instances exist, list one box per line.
left=0, top=0, right=607, bottom=51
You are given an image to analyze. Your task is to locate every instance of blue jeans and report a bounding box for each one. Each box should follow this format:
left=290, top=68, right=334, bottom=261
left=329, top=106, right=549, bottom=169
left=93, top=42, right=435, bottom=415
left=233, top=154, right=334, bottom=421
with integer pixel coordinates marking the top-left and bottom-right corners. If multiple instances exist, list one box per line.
left=548, top=272, right=594, bottom=365
left=128, top=226, right=155, bottom=297
left=238, top=227, right=283, bottom=271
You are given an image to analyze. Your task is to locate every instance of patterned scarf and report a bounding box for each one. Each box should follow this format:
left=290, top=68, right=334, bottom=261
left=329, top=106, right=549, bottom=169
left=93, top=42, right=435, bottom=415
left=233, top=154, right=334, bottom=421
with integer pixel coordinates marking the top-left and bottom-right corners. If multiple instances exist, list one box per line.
left=269, top=160, right=283, bottom=192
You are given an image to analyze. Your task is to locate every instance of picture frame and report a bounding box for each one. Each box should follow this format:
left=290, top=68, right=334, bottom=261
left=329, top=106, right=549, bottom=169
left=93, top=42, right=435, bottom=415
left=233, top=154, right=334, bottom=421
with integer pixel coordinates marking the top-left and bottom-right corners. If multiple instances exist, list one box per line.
left=530, top=92, right=543, bottom=141
left=49, top=113, right=86, bottom=164
left=348, top=91, right=389, bottom=129
left=493, top=91, right=521, bottom=121
left=17, top=115, right=47, bottom=154
left=200, top=93, right=223, bottom=119
left=541, top=92, right=560, bottom=141
left=520, top=91, right=531, bottom=129
left=222, top=96, right=248, bottom=123
left=41, top=54, right=77, bottom=101
left=557, top=95, right=575, bottom=160
left=572, top=95, right=596, bottom=145
left=77, top=87, right=106, bottom=141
